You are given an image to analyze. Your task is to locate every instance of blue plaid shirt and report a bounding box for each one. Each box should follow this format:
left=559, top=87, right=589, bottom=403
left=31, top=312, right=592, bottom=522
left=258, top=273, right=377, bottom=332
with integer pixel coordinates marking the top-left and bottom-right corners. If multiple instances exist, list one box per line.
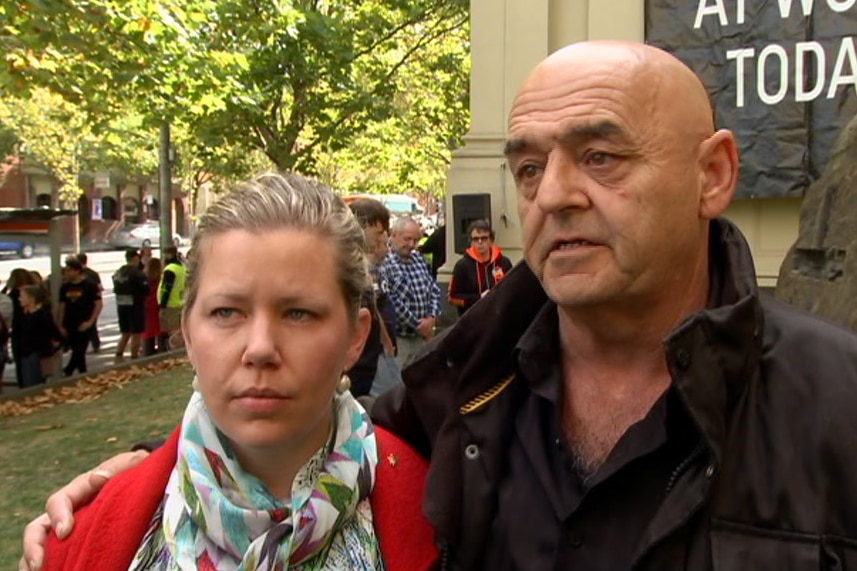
left=378, top=250, right=441, bottom=336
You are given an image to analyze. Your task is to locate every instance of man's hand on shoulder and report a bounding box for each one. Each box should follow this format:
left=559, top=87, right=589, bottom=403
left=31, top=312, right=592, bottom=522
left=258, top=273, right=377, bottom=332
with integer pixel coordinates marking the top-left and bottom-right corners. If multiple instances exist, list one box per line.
left=19, top=450, right=149, bottom=571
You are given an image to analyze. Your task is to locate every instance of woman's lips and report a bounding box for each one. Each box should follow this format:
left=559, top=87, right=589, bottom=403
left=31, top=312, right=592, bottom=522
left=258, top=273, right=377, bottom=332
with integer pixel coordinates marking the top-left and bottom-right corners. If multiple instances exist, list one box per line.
left=233, top=388, right=291, bottom=413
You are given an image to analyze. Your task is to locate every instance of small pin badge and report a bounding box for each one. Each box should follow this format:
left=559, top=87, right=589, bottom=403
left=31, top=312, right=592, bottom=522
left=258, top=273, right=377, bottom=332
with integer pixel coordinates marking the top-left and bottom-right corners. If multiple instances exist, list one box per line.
left=387, top=453, right=398, bottom=467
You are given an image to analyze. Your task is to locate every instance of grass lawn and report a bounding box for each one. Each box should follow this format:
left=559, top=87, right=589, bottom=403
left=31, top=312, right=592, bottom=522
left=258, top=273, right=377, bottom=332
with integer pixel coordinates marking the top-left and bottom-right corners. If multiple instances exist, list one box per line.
left=0, top=364, right=193, bottom=569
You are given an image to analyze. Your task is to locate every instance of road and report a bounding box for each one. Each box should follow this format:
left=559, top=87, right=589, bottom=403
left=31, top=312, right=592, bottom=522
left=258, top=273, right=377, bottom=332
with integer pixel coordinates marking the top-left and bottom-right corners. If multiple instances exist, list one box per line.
left=0, top=248, right=184, bottom=393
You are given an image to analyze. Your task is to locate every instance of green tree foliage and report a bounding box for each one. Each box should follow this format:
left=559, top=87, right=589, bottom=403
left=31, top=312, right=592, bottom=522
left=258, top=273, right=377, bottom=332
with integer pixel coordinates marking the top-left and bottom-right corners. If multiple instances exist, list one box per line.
left=0, top=88, right=89, bottom=204
left=0, top=0, right=470, bottom=198
left=315, top=20, right=469, bottom=196
left=172, top=123, right=271, bottom=214
left=78, top=112, right=160, bottom=177
left=0, top=0, right=250, bottom=121
left=0, top=89, right=161, bottom=204
left=180, top=0, right=469, bottom=183
left=0, top=120, right=20, bottom=186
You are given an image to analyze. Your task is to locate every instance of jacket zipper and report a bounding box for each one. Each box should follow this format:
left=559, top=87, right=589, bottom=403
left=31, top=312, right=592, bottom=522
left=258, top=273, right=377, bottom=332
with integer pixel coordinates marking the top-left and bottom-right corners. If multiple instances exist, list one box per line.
left=665, top=441, right=707, bottom=493
left=459, top=374, right=515, bottom=415
left=439, top=539, right=450, bottom=571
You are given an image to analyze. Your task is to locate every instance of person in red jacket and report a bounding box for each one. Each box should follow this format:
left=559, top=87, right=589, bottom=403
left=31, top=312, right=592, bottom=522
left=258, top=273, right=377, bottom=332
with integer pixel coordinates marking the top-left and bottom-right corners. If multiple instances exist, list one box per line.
left=448, top=219, right=513, bottom=315
left=36, top=172, right=437, bottom=571
left=141, top=257, right=165, bottom=356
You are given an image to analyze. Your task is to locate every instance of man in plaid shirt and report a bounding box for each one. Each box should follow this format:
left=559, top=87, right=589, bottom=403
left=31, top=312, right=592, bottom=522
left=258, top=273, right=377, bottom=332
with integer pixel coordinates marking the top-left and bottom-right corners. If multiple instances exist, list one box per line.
left=379, top=216, right=441, bottom=367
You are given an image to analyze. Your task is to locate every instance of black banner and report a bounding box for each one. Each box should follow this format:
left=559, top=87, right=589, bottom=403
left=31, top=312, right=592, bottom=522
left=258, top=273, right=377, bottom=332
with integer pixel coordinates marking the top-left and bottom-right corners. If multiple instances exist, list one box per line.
left=646, top=0, right=857, bottom=198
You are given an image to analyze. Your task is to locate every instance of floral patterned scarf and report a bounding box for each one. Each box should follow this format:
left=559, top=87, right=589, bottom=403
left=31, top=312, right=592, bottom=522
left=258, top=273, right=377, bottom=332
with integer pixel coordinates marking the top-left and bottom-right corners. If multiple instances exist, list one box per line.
left=133, top=389, right=380, bottom=570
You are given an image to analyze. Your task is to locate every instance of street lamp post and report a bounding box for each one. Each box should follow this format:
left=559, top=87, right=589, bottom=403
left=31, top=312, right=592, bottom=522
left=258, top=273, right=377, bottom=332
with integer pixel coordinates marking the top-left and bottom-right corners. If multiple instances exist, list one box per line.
left=158, top=122, right=173, bottom=252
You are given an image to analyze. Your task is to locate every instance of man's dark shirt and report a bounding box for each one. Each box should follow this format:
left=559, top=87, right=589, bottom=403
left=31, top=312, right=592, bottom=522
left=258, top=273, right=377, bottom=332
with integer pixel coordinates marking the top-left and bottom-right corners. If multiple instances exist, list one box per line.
left=349, top=289, right=382, bottom=397
left=59, top=279, right=100, bottom=329
left=483, top=303, right=700, bottom=570
left=112, top=264, right=149, bottom=307
left=82, top=266, right=102, bottom=291
left=418, top=224, right=446, bottom=278
left=371, top=265, right=398, bottom=351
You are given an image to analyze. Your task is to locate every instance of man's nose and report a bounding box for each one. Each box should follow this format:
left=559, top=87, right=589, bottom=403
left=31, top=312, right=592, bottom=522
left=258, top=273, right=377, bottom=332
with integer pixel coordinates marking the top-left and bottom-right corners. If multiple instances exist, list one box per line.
left=535, top=152, right=592, bottom=213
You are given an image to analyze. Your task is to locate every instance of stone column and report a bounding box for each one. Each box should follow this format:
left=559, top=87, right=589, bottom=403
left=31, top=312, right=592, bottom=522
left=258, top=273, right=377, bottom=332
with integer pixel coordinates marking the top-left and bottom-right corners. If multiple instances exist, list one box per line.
left=441, top=0, right=549, bottom=276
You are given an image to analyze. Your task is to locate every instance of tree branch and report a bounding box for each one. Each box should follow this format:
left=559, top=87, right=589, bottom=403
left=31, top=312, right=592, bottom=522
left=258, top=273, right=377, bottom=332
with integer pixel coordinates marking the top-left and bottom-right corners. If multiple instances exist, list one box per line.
left=298, top=12, right=466, bottom=160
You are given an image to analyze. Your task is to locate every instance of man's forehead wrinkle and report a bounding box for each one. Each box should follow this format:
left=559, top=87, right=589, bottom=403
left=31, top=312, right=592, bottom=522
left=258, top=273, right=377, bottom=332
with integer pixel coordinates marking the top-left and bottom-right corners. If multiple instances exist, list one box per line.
left=510, top=83, right=634, bottom=125
left=505, top=42, right=715, bottom=158
left=509, top=85, right=646, bottom=149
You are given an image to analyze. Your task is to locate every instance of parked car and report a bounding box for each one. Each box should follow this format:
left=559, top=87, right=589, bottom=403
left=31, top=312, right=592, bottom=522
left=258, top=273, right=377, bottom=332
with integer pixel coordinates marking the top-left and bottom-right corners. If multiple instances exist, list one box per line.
left=375, top=194, right=423, bottom=217
left=0, top=240, right=35, bottom=259
left=108, top=222, right=184, bottom=249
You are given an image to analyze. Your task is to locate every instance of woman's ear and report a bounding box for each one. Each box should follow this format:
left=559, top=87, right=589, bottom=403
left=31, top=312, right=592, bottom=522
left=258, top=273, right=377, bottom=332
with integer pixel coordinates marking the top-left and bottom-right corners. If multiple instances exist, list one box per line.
left=698, top=129, right=739, bottom=220
left=345, top=308, right=372, bottom=370
left=181, top=314, right=194, bottom=366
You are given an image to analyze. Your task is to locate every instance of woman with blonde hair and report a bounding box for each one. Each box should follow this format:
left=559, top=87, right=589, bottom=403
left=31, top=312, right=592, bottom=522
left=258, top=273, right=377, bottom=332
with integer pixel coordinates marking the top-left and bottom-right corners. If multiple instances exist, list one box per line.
left=40, top=172, right=437, bottom=570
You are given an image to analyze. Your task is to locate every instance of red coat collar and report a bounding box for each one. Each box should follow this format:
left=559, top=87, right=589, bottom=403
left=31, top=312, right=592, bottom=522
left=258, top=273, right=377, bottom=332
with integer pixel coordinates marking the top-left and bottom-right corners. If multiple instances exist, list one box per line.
left=45, top=426, right=438, bottom=571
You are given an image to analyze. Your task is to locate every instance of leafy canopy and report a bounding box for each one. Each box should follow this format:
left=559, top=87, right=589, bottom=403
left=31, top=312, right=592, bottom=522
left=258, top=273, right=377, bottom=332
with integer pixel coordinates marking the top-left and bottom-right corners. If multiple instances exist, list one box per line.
left=1, top=0, right=470, bottom=198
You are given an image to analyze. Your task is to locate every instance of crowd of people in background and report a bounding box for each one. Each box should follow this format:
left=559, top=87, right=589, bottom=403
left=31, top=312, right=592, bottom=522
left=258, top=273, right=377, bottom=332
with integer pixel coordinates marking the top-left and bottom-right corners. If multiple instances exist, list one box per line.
left=0, top=199, right=508, bottom=399
left=0, top=245, right=186, bottom=392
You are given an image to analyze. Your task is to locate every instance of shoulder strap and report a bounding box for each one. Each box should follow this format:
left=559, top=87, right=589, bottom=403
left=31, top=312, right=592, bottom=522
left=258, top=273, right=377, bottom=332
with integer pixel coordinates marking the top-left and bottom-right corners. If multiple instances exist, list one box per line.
left=370, top=427, right=439, bottom=571
left=0, top=309, right=8, bottom=339
left=375, top=308, right=396, bottom=355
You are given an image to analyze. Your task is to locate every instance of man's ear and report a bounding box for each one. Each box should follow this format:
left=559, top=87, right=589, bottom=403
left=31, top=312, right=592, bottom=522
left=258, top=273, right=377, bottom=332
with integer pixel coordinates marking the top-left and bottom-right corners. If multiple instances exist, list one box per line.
left=697, top=129, right=739, bottom=220
left=345, top=308, right=372, bottom=370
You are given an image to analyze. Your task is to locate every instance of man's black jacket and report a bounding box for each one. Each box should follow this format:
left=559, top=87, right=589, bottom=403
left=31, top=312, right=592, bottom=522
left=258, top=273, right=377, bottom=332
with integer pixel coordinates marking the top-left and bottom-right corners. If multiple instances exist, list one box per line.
left=373, top=218, right=857, bottom=570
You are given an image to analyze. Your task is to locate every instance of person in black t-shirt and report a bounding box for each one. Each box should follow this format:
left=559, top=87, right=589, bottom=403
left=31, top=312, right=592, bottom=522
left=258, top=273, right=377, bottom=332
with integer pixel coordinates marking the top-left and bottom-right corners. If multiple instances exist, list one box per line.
left=58, top=259, right=102, bottom=377
left=76, top=253, right=103, bottom=353
left=112, top=249, right=149, bottom=361
left=18, top=285, right=63, bottom=386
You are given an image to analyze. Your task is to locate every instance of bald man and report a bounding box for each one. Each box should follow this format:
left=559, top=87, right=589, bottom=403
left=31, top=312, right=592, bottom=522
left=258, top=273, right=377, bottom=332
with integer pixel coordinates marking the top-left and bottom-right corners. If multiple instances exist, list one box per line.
left=21, top=42, right=857, bottom=571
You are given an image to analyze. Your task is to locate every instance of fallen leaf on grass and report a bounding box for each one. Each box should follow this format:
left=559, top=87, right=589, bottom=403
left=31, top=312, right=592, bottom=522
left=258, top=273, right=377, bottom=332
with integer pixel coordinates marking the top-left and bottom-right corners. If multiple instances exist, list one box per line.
left=0, top=357, right=189, bottom=417
left=105, top=437, right=118, bottom=443
left=34, top=424, right=65, bottom=431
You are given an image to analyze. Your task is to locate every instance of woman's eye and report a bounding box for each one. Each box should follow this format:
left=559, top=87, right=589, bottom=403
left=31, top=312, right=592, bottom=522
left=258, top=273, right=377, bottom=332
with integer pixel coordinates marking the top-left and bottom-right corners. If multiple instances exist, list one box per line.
left=286, top=308, right=310, bottom=321
left=212, top=308, right=236, bottom=319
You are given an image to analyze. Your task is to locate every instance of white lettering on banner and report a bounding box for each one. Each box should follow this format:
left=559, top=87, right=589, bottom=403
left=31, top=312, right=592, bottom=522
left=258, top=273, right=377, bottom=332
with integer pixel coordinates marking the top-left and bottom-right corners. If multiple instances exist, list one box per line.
left=777, top=0, right=856, bottom=16
left=758, top=44, right=789, bottom=104
left=694, top=0, right=728, bottom=28
left=695, top=0, right=851, bottom=28
left=777, top=0, right=816, bottom=18
left=726, top=48, right=755, bottom=107
left=796, top=41, right=826, bottom=101
left=828, top=37, right=857, bottom=97
left=727, top=37, right=857, bottom=107
left=828, top=0, right=857, bottom=12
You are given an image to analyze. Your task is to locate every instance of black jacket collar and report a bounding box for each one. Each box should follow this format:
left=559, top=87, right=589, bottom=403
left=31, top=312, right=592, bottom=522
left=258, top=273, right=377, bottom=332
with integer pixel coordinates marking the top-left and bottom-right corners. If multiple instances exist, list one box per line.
left=400, top=218, right=765, bottom=547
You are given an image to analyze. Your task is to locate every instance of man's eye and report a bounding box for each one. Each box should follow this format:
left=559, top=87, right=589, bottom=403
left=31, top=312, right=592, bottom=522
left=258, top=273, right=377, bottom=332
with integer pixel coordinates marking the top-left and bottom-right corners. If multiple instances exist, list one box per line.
left=585, top=151, right=614, bottom=167
left=515, top=164, right=541, bottom=180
